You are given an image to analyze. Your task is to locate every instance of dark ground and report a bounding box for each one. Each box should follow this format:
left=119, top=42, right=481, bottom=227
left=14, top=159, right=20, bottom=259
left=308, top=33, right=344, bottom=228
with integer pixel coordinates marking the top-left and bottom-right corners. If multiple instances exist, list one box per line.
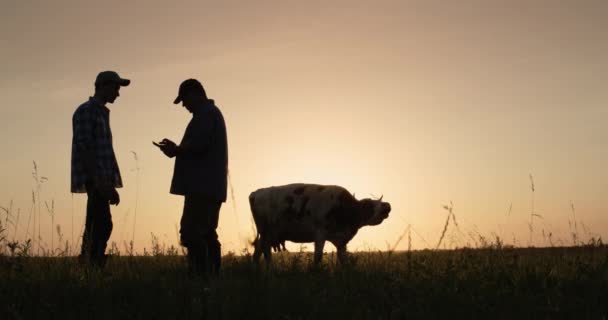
left=1, top=246, right=607, bottom=319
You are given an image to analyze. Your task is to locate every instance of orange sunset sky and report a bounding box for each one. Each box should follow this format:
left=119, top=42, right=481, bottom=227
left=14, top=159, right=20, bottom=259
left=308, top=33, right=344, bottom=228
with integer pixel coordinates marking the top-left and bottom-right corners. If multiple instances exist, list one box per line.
left=1, top=0, right=607, bottom=254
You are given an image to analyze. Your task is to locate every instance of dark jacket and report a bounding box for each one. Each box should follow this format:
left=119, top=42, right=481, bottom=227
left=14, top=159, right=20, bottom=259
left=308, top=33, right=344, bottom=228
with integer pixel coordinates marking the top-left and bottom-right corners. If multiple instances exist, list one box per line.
left=170, top=100, right=228, bottom=202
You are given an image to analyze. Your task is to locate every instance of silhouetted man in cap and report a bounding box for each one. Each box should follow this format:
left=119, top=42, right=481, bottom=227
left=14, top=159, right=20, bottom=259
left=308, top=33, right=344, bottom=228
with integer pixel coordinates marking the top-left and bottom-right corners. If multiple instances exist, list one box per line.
left=155, top=79, right=228, bottom=275
left=72, top=70, right=130, bottom=267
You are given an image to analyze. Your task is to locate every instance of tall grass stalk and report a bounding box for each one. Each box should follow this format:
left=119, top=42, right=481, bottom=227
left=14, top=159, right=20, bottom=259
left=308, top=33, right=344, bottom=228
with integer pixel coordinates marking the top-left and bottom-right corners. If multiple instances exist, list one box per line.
left=410, top=225, right=431, bottom=248
left=32, top=192, right=36, bottom=252
left=45, top=200, right=55, bottom=253
left=498, top=203, right=513, bottom=242
left=570, top=202, right=578, bottom=245
left=25, top=191, right=34, bottom=242
left=71, top=193, right=74, bottom=255
left=1, top=201, right=13, bottom=241
left=0, top=215, right=5, bottom=255
left=0, top=203, right=11, bottom=244
left=436, top=201, right=456, bottom=249
left=528, top=174, right=535, bottom=246
left=13, top=208, right=20, bottom=243
left=227, top=170, right=244, bottom=244
left=32, top=161, right=48, bottom=255
left=391, top=224, right=411, bottom=252
left=406, top=224, right=412, bottom=276
left=130, top=151, right=140, bottom=250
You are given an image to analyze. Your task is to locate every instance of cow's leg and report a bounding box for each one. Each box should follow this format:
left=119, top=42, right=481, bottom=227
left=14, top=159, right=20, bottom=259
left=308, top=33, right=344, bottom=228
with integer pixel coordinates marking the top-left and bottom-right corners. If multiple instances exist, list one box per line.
left=253, top=236, right=262, bottom=263
left=313, top=238, right=325, bottom=264
left=261, top=235, right=272, bottom=264
left=336, top=243, right=348, bottom=265
left=329, top=240, right=349, bottom=264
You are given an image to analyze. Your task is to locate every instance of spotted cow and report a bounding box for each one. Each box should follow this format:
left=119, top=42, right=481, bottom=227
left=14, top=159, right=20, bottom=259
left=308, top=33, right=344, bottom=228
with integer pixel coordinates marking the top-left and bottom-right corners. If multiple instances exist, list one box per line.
left=249, top=183, right=391, bottom=264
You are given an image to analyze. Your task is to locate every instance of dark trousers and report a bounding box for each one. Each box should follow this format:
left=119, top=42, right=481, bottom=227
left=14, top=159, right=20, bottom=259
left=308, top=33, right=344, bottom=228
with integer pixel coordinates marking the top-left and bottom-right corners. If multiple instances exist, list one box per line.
left=180, top=196, right=222, bottom=274
left=80, top=188, right=113, bottom=267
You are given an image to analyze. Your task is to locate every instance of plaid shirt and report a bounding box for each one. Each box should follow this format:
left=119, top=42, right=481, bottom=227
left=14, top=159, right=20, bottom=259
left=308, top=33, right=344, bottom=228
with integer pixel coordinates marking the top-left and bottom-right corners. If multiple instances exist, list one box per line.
left=71, top=97, right=123, bottom=193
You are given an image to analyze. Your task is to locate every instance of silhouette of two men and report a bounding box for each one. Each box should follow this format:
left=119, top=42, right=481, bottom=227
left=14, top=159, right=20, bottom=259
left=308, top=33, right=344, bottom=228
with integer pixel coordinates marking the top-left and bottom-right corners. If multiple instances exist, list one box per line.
left=72, top=72, right=228, bottom=275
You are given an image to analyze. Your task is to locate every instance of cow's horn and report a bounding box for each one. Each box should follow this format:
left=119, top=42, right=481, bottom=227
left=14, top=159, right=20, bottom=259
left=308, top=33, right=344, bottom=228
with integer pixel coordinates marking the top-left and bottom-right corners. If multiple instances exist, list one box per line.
left=379, top=195, right=383, bottom=201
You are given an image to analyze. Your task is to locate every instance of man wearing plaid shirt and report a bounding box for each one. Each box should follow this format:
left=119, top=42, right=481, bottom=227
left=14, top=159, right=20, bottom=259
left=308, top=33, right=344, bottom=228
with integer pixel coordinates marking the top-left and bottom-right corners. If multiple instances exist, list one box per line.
left=71, top=70, right=130, bottom=267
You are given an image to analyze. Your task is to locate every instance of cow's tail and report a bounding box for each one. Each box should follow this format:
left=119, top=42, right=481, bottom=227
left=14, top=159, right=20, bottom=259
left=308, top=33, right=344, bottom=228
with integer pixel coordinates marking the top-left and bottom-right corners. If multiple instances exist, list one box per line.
left=248, top=192, right=261, bottom=248
left=250, top=233, right=261, bottom=248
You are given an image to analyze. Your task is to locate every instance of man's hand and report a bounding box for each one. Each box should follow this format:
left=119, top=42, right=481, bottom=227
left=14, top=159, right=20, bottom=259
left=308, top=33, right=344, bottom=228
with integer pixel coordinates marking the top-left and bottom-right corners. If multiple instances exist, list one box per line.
left=97, top=184, right=120, bottom=205
left=156, top=138, right=179, bottom=158
left=109, top=188, right=120, bottom=205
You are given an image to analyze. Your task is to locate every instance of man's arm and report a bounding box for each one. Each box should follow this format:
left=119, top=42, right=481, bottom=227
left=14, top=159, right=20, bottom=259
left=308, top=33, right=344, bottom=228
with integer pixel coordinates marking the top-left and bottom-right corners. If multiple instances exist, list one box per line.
left=157, top=139, right=178, bottom=158
left=73, top=108, right=101, bottom=185
left=157, top=110, right=220, bottom=157
left=73, top=108, right=117, bottom=203
left=177, top=112, right=216, bottom=156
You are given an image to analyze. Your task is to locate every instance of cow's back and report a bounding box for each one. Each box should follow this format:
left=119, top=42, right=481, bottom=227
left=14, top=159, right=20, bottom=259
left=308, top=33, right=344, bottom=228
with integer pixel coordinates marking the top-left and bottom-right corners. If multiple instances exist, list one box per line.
left=249, top=183, right=351, bottom=240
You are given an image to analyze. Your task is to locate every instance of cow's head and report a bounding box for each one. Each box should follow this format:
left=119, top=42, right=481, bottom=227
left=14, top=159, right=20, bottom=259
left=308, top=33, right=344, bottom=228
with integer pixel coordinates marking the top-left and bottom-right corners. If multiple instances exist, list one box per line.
left=358, top=196, right=391, bottom=226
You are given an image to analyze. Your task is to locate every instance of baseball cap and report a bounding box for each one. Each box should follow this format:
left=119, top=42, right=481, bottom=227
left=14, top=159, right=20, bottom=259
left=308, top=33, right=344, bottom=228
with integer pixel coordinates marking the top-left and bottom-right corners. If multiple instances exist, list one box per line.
left=173, top=78, right=206, bottom=104
left=95, top=71, right=130, bottom=86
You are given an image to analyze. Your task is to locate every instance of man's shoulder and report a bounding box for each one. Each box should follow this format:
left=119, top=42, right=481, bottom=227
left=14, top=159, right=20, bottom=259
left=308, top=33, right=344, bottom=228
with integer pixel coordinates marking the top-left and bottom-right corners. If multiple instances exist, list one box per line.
left=73, top=100, right=96, bottom=117
left=74, top=99, right=91, bottom=111
left=195, top=104, right=224, bottom=122
left=203, top=100, right=222, bottom=114
left=72, top=102, right=102, bottom=127
left=209, top=104, right=225, bottom=122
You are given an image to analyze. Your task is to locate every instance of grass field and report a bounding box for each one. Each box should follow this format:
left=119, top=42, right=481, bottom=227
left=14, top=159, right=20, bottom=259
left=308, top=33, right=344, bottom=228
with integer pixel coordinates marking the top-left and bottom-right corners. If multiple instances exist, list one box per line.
left=1, top=246, right=607, bottom=319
